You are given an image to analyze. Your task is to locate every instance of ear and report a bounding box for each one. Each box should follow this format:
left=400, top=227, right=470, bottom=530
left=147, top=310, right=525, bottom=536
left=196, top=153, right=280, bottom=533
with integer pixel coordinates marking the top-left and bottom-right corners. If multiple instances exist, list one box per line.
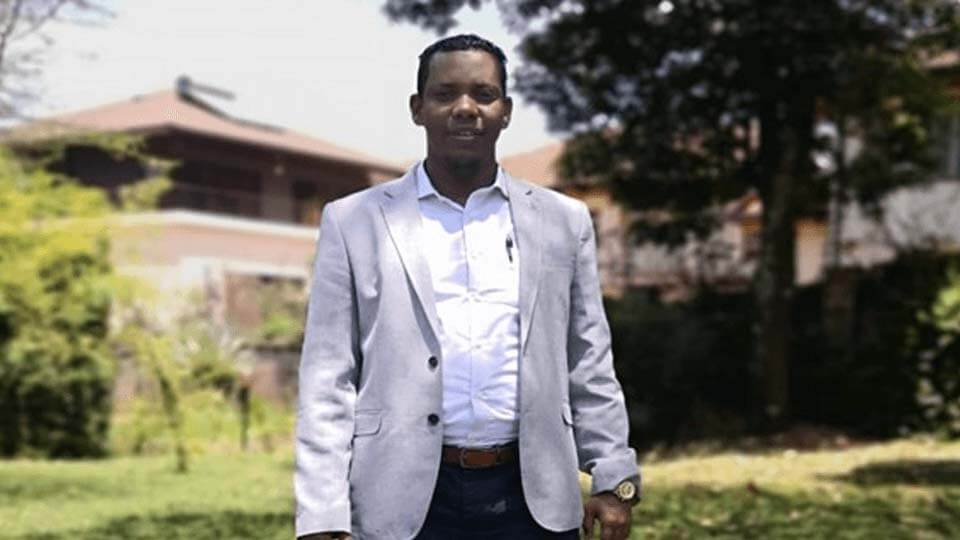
left=501, top=96, right=514, bottom=129
left=409, top=94, right=424, bottom=126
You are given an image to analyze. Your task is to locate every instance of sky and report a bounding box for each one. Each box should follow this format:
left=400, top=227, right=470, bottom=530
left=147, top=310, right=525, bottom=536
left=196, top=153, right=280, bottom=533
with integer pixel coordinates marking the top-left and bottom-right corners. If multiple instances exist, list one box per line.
left=24, top=0, right=559, bottom=165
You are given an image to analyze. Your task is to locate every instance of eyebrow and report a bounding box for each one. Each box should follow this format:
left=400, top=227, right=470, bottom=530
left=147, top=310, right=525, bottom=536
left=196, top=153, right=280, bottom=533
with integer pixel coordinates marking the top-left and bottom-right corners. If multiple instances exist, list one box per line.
left=429, top=82, right=501, bottom=91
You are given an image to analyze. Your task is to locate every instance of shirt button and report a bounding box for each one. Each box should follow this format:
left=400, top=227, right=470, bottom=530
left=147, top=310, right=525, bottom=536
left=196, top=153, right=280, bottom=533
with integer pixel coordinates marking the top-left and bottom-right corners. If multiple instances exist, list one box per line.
left=427, top=414, right=440, bottom=426
left=428, top=356, right=439, bottom=369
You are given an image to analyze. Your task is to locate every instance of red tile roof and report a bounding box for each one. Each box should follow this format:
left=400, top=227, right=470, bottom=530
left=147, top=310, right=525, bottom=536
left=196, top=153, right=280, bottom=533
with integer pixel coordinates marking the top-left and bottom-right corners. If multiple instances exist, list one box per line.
left=500, top=141, right=564, bottom=188
left=3, top=89, right=404, bottom=173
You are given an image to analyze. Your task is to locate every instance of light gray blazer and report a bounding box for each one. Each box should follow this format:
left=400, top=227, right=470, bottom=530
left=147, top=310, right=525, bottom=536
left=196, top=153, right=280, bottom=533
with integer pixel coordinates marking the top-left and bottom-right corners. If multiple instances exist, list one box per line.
left=295, top=167, right=638, bottom=540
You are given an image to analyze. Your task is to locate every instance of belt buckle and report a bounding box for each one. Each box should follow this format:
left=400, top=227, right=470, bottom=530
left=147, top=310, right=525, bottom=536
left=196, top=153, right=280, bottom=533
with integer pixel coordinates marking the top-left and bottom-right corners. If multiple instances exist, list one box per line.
left=458, top=447, right=496, bottom=469
left=458, top=448, right=477, bottom=469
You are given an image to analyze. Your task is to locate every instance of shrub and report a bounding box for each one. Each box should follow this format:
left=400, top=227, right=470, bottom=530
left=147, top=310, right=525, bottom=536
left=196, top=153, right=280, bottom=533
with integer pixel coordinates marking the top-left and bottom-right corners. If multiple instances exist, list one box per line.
left=792, top=255, right=960, bottom=437
left=607, top=289, right=758, bottom=446
left=609, top=253, right=960, bottom=445
left=0, top=150, right=115, bottom=457
left=912, top=264, right=960, bottom=436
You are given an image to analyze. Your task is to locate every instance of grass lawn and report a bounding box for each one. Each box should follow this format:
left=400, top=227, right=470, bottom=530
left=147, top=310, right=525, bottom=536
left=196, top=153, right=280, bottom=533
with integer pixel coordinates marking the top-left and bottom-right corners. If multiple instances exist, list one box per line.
left=2, top=438, right=958, bottom=539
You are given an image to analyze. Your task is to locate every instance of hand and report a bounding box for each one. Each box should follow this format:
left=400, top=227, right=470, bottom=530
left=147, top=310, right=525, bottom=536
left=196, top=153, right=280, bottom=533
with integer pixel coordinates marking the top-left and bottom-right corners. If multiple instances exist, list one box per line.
left=298, top=533, right=352, bottom=540
left=582, top=493, right=632, bottom=540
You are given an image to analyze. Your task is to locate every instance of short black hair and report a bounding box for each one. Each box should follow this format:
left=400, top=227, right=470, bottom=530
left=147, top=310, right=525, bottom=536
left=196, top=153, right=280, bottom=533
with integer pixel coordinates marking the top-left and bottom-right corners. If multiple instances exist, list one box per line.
left=417, top=33, right=508, bottom=96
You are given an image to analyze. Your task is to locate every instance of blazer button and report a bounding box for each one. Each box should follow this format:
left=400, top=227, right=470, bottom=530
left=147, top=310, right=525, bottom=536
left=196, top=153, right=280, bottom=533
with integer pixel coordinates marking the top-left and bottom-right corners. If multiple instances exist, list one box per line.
left=427, top=414, right=439, bottom=426
left=428, top=356, right=438, bottom=369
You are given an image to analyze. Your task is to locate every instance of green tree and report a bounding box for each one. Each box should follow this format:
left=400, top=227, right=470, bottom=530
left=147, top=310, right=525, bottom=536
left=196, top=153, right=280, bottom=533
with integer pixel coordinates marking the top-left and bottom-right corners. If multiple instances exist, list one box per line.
left=0, top=132, right=176, bottom=458
left=384, top=0, right=960, bottom=425
left=0, top=146, right=114, bottom=457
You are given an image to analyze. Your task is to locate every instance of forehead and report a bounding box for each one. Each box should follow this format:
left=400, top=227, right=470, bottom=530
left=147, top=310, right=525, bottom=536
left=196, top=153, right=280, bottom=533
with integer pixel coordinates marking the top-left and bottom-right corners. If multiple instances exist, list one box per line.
left=425, top=49, right=502, bottom=88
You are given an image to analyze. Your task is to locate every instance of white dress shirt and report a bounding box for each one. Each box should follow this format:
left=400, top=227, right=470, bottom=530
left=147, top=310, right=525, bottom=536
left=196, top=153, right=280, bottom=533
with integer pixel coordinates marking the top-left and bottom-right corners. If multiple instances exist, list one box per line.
left=415, top=161, right=521, bottom=447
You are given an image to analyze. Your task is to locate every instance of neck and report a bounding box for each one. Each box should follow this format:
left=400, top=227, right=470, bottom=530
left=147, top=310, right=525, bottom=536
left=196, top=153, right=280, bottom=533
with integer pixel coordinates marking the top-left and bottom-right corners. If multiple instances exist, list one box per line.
left=423, top=155, right=498, bottom=206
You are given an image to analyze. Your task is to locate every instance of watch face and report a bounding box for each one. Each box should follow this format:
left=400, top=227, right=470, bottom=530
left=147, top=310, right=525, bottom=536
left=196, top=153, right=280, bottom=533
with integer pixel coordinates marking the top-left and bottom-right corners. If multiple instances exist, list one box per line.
left=615, top=481, right=636, bottom=501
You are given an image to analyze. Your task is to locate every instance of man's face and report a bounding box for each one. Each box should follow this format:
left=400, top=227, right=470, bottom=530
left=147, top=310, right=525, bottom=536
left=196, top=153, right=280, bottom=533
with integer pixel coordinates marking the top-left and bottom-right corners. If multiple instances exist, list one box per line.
left=410, top=50, right=513, bottom=166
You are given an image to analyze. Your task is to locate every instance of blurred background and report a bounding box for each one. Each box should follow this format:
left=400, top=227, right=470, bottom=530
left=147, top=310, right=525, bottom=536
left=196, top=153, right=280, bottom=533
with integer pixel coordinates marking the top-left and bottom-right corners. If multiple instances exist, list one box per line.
left=1, top=1, right=959, bottom=538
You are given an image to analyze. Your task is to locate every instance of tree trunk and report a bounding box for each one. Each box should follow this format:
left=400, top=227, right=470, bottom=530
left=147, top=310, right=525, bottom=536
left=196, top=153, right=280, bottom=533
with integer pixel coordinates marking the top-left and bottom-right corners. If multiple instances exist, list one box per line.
left=755, top=174, right=796, bottom=426
left=154, top=362, right=188, bottom=473
left=238, top=385, right=250, bottom=451
left=754, top=99, right=812, bottom=428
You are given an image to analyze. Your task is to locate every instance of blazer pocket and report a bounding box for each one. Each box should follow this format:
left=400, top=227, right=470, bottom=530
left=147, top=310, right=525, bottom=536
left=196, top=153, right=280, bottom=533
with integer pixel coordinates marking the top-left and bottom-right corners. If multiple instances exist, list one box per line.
left=561, top=403, right=574, bottom=427
left=353, top=410, right=382, bottom=436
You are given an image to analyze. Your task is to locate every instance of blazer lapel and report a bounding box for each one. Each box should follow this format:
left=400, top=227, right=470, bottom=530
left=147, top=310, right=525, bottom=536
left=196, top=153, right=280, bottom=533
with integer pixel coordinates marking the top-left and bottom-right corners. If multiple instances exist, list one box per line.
left=506, top=173, right=543, bottom=357
left=380, top=170, right=442, bottom=346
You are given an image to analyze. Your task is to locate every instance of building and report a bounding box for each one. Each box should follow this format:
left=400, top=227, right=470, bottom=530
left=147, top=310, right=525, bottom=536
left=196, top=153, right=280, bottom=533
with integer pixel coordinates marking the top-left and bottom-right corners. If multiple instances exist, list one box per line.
left=2, top=78, right=406, bottom=401
left=501, top=108, right=960, bottom=299
left=501, top=142, right=753, bottom=299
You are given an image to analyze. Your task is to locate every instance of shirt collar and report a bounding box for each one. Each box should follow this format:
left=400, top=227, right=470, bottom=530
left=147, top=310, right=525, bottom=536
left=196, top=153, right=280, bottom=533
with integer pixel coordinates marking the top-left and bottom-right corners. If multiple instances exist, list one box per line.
left=416, top=160, right=509, bottom=201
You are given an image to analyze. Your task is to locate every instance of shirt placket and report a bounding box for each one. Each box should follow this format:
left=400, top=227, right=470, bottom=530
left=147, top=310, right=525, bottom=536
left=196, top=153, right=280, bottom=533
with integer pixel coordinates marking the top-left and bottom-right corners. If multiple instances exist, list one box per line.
left=462, top=194, right=487, bottom=446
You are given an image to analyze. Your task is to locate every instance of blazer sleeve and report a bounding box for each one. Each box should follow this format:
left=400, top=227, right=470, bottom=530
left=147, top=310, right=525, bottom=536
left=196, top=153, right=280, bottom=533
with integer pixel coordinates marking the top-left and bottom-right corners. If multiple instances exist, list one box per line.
left=294, top=203, right=361, bottom=536
left=566, top=202, right=641, bottom=495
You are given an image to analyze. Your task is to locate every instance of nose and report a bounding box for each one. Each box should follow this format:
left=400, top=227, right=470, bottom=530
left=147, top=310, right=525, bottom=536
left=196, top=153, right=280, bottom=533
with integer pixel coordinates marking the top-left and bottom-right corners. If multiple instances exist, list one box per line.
left=452, top=93, right=478, bottom=119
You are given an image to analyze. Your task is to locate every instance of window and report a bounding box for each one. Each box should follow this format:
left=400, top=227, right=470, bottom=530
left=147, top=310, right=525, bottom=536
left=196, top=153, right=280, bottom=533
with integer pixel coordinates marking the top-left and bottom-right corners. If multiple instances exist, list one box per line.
left=166, top=160, right=262, bottom=218
left=741, top=220, right=762, bottom=261
left=934, top=113, right=960, bottom=179
left=293, top=179, right=326, bottom=226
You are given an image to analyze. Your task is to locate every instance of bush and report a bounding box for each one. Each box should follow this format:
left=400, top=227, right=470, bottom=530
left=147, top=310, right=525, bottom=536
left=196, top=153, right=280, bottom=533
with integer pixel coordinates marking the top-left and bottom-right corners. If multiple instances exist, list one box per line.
left=110, top=392, right=293, bottom=456
left=609, top=253, right=960, bottom=445
left=607, top=289, right=758, bottom=446
left=792, top=255, right=960, bottom=437
left=912, top=263, right=960, bottom=436
left=0, top=150, right=116, bottom=457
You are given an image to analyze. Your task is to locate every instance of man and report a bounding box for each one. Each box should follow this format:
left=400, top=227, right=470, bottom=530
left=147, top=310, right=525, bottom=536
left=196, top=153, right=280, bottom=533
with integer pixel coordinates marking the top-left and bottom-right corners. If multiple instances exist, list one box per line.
left=295, top=34, right=639, bottom=540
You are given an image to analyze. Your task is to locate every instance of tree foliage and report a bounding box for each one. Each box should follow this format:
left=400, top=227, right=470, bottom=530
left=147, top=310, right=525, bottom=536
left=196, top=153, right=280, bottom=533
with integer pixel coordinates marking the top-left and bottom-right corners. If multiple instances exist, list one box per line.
left=252, top=279, right=306, bottom=349
left=0, top=132, right=182, bottom=458
left=114, top=291, right=262, bottom=469
left=0, top=146, right=114, bottom=457
left=913, top=264, right=960, bottom=436
left=384, top=0, right=960, bottom=423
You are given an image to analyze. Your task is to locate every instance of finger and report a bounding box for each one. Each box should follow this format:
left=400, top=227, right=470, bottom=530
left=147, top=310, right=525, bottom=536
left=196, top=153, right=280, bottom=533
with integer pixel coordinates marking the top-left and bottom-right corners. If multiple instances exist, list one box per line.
left=600, top=520, right=614, bottom=540
left=600, top=517, right=626, bottom=540
left=582, top=505, right=596, bottom=538
left=613, top=514, right=631, bottom=540
left=606, top=523, right=629, bottom=540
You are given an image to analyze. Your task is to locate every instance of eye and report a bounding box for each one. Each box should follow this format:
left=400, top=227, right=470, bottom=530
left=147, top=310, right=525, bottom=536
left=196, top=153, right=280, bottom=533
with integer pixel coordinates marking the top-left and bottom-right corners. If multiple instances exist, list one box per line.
left=473, top=88, right=499, bottom=103
left=430, top=88, right=455, bottom=101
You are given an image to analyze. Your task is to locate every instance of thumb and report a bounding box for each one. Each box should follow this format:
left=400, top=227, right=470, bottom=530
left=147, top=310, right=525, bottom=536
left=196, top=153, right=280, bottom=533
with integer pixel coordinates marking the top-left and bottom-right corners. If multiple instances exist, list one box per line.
left=582, top=502, right=596, bottom=538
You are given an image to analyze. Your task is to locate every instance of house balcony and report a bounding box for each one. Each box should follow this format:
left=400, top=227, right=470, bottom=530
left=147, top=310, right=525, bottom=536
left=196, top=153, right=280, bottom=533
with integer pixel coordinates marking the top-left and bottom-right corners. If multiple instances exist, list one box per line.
left=152, top=179, right=326, bottom=227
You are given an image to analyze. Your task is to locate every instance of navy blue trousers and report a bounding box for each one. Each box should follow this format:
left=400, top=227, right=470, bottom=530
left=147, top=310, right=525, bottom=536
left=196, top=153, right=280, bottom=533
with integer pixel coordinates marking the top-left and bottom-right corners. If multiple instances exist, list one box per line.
left=414, top=460, right=579, bottom=539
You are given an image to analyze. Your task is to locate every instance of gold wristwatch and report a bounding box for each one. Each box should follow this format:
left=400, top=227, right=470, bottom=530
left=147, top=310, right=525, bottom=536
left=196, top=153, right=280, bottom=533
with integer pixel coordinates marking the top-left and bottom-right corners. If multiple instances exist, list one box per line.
left=613, top=479, right=639, bottom=504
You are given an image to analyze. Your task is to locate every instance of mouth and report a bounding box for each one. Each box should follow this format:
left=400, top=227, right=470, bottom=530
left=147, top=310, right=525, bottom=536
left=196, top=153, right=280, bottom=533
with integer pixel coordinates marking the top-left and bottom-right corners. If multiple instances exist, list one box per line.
left=449, top=129, right=483, bottom=140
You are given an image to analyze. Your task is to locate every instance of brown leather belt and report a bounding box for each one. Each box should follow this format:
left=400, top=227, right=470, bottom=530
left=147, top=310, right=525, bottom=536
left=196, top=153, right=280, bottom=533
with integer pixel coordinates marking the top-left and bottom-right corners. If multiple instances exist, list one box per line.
left=441, top=443, right=519, bottom=469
